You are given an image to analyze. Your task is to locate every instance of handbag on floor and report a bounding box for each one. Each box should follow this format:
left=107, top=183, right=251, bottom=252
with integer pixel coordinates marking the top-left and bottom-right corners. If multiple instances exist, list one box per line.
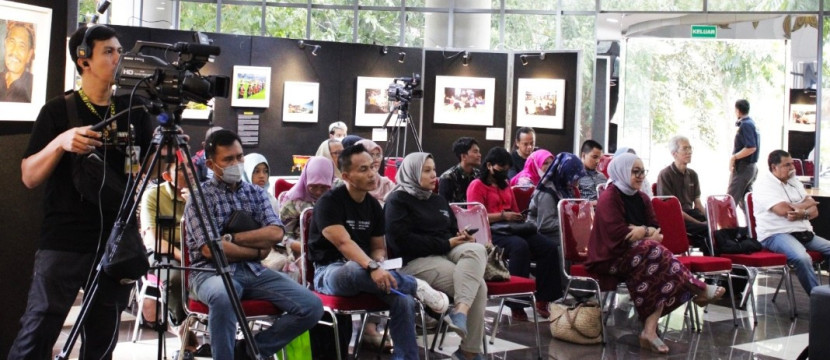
left=276, top=331, right=312, bottom=360
left=484, top=244, right=510, bottom=281
left=549, top=299, right=602, bottom=345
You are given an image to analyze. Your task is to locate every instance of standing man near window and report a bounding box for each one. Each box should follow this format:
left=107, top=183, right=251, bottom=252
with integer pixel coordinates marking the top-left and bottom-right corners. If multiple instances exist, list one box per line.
left=508, top=127, right=536, bottom=179
left=728, top=99, right=759, bottom=209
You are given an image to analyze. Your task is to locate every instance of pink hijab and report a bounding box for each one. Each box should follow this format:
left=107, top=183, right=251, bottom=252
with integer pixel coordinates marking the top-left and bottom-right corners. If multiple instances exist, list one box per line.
left=283, top=156, right=335, bottom=203
left=355, top=139, right=395, bottom=202
left=509, top=149, right=553, bottom=187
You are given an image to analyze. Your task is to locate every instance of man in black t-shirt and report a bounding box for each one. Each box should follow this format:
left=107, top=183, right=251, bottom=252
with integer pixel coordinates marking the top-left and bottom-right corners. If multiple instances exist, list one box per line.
left=309, top=144, right=449, bottom=359
left=10, top=25, right=153, bottom=360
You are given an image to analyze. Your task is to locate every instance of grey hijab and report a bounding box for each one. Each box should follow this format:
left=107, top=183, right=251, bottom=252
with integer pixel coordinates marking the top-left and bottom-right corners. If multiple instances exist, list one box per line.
left=392, top=152, right=434, bottom=201
left=607, top=152, right=639, bottom=196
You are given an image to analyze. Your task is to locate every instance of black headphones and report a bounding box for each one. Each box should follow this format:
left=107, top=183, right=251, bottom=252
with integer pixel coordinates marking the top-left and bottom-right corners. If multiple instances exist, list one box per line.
left=75, top=24, right=102, bottom=61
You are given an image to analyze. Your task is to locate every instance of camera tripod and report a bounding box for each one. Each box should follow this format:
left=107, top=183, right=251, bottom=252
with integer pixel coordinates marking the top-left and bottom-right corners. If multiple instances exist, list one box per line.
left=56, top=106, right=267, bottom=360
left=383, top=99, right=422, bottom=160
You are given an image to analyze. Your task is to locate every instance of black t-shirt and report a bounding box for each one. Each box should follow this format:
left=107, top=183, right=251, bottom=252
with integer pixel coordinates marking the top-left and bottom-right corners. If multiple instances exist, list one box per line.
left=308, top=185, right=385, bottom=266
left=384, top=190, right=456, bottom=265
left=23, top=92, right=154, bottom=253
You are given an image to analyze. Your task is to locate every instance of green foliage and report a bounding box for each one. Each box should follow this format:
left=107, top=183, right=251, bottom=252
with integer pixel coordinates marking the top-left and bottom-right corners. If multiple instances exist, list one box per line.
left=266, top=7, right=307, bottom=39
left=221, top=4, right=263, bottom=35
left=311, top=9, right=354, bottom=42
left=708, top=0, right=819, bottom=11
left=179, top=2, right=217, bottom=32
left=78, top=0, right=97, bottom=23
left=601, top=0, right=703, bottom=11
left=358, top=11, right=402, bottom=45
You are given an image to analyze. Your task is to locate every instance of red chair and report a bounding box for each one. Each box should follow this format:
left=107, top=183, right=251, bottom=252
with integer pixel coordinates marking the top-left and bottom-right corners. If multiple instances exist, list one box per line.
left=179, top=226, right=284, bottom=358
left=793, top=159, right=805, bottom=176
left=707, top=195, right=795, bottom=323
left=804, top=159, right=815, bottom=176
left=274, top=178, right=294, bottom=197
left=597, top=154, right=613, bottom=178
left=449, top=202, right=542, bottom=359
left=384, top=157, right=403, bottom=183
left=299, top=208, right=432, bottom=360
left=511, top=185, right=535, bottom=213
left=651, top=182, right=657, bottom=195
left=744, top=192, right=823, bottom=305
left=651, top=196, right=738, bottom=328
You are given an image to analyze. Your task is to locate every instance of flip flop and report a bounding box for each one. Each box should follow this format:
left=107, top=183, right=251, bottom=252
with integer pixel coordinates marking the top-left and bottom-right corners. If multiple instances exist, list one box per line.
left=639, top=336, right=669, bottom=354
left=693, top=284, right=726, bottom=307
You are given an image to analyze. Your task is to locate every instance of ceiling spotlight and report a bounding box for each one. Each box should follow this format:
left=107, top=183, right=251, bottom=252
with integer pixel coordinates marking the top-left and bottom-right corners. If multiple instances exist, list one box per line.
left=397, top=51, right=406, bottom=63
left=461, top=51, right=470, bottom=66
left=311, top=45, right=320, bottom=56
left=380, top=46, right=388, bottom=55
left=520, top=55, right=528, bottom=66
left=539, top=52, right=546, bottom=60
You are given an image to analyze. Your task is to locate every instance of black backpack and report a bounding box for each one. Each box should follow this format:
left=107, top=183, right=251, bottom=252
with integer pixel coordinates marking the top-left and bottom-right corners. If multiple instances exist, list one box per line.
left=714, top=227, right=763, bottom=255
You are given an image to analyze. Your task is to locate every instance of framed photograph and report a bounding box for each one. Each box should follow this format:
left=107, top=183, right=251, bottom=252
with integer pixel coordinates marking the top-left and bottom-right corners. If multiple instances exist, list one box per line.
left=355, top=76, right=396, bottom=127
left=515, top=78, right=566, bottom=130
left=433, top=75, right=495, bottom=126
left=231, top=65, right=271, bottom=108
left=789, top=104, right=816, bottom=132
left=282, top=81, right=319, bottom=123
left=0, top=1, right=51, bottom=121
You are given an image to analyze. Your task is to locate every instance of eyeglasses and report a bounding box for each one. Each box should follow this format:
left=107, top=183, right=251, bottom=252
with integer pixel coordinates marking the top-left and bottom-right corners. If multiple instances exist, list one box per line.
left=632, top=169, right=648, bottom=177
left=371, top=153, right=383, bottom=160
left=331, top=151, right=343, bottom=157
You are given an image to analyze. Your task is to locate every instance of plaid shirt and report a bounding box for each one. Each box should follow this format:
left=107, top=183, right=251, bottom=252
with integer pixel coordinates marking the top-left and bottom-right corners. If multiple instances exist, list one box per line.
left=184, top=176, right=283, bottom=276
left=438, top=164, right=481, bottom=203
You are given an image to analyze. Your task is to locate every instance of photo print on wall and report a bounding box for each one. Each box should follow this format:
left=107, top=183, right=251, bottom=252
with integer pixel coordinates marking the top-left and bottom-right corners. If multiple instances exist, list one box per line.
left=282, top=81, right=319, bottom=123
left=433, top=75, right=495, bottom=126
left=231, top=65, right=271, bottom=108
left=355, top=76, right=397, bottom=127
left=0, top=0, right=52, bottom=121
left=515, top=78, right=566, bottom=130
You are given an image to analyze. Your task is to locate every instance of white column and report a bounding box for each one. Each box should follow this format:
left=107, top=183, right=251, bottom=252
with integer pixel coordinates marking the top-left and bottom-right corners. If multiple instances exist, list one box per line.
left=111, top=0, right=174, bottom=29
left=424, top=0, right=491, bottom=49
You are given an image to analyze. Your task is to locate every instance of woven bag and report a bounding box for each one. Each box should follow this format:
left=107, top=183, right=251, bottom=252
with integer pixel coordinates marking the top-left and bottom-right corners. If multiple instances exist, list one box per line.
left=549, top=300, right=602, bottom=344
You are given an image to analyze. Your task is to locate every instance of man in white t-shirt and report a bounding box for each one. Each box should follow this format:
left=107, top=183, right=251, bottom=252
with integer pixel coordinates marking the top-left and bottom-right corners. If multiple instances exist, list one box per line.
left=753, top=150, right=830, bottom=294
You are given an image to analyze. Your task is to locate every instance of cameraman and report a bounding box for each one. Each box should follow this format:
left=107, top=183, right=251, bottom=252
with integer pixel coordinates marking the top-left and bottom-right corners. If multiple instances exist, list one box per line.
left=10, top=25, right=153, bottom=359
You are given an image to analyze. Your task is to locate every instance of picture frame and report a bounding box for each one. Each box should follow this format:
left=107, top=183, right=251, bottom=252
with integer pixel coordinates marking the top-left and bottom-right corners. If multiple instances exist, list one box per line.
left=355, top=76, right=396, bottom=127
left=433, top=75, right=495, bottom=126
left=282, top=81, right=319, bottom=123
left=789, top=103, right=816, bottom=132
left=230, top=65, right=271, bottom=108
left=0, top=1, right=51, bottom=121
left=515, top=78, right=566, bottom=130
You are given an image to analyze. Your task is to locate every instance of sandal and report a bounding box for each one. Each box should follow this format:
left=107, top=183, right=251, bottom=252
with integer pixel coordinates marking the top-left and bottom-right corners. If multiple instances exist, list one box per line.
left=693, top=284, right=726, bottom=307
left=639, top=335, right=669, bottom=354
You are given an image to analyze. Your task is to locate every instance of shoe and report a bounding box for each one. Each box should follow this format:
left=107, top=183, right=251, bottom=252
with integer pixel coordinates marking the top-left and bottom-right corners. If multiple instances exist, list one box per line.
left=233, top=339, right=252, bottom=360
left=416, top=314, right=440, bottom=330
left=451, top=348, right=485, bottom=360
left=415, top=279, right=449, bottom=314
left=511, top=308, right=529, bottom=321
left=535, top=301, right=551, bottom=319
left=639, top=335, right=670, bottom=354
left=192, top=344, right=212, bottom=357
left=445, top=311, right=468, bottom=337
left=173, top=350, right=194, bottom=360
left=693, top=285, right=726, bottom=307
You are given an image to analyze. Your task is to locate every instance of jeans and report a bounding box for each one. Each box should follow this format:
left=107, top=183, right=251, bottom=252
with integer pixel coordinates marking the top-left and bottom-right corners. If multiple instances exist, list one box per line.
left=8, top=250, right=131, bottom=360
left=763, top=233, right=830, bottom=294
left=192, top=265, right=323, bottom=360
left=314, top=260, right=419, bottom=360
left=492, top=232, right=562, bottom=302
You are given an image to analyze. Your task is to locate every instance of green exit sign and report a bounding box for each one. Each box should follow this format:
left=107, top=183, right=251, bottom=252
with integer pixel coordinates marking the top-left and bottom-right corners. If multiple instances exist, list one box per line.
left=691, top=25, right=717, bottom=38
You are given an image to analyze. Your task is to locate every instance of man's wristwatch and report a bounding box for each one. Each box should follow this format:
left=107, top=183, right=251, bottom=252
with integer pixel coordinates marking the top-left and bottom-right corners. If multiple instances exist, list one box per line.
left=366, top=260, right=380, bottom=273
left=222, top=233, right=234, bottom=243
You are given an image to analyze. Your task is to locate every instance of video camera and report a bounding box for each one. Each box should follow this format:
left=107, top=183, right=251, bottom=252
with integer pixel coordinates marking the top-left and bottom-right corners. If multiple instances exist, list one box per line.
left=388, top=73, right=423, bottom=102
left=114, top=37, right=229, bottom=118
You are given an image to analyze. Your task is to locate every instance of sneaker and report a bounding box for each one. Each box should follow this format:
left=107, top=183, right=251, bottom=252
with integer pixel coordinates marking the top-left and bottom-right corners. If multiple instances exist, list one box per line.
left=511, top=308, right=529, bottom=321
left=415, top=279, right=449, bottom=314
left=445, top=311, right=468, bottom=337
left=535, top=300, right=551, bottom=319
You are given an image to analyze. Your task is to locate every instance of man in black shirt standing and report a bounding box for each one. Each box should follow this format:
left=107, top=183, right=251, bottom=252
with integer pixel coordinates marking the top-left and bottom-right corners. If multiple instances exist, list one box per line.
left=309, top=144, right=449, bottom=360
left=10, top=25, right=153, bottom=359
left=728, top=99, right=760, bottom=209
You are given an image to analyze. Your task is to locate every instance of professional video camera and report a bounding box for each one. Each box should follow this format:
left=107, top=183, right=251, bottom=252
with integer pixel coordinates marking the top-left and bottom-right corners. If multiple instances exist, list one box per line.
left=114, top=39, right=230, bottom=117
left=388, top=73, right=423, bottom=102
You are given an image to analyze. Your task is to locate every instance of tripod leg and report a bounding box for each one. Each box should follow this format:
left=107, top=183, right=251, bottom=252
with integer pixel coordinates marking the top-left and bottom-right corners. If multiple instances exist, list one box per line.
left=54, top=271, right=102, bottom=360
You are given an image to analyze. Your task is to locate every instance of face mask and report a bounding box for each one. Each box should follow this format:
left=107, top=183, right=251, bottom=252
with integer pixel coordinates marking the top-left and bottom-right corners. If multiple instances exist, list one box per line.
left=220, top=163, right=244, bottom=184
left=492, top=169, right=509, bottom=182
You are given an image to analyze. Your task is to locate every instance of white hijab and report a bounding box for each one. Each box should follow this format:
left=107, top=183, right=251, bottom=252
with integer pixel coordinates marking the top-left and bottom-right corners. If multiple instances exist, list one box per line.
left=607, top=153, right=639, bottom=196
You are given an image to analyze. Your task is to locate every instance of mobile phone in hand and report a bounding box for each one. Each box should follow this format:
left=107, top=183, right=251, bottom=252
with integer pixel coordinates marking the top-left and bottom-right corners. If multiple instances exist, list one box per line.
left=466, top=228, right=479, bottom=235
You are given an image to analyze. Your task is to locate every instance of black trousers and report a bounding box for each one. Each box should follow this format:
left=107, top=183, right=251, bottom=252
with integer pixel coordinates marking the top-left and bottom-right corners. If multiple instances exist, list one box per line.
left=684, top=208, right=712, bottom=255
left=8, top=249, right=131, bottom=360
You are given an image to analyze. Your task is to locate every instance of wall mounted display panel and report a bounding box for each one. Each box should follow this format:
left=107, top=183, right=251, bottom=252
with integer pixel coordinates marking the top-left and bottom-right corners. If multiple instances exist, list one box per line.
left=0, top=1, right=51, bottom=120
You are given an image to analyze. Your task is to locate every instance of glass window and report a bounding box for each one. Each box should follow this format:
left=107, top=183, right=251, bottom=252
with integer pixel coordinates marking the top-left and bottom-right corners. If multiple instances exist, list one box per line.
left=358, top=10, right=402, bottom=45
left=562, top=0, right=596, bottom=11
left=497, top=14, right=556, bottom=51
left=265, top=6, right=307, bottom=39
left=221, top=4, right=263, bottom=35
left=405, top=11, right=426, bottom=47
left=312, top=0, right=353, bottom=5
left=361, top=0, right=403, bottom=6
left=78, top=0, right=97, bottom=24
left=819, top=16, right=830, bottom=189
left=601, top=0, right=702, bottom=12
left=266, top=0, right=309, bottom=3
left=407, top=0, right=426, bottom=6
left=311, top=8, right=355, bottom=42
left=708, top=0, right=819, bottom=11
left=561, top=15, right=596, bottom=145
left=502, top=0, right=555, bottom=11
left=180, top=2, right=218, bottom=33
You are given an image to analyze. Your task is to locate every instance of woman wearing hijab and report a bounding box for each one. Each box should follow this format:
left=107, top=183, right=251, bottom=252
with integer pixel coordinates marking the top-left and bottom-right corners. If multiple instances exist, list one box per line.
left=614, top=147, right=653, bottom=197
left=527, top=151, right=586, bottom=247
left=586, top=153, right=725, bottom=354
left=279, top=156, right=335, bottom=256
left=385, top=152, right=487, bottom=360
left=243, top=153, right=278, bottom=212
left=467, top=147, right=559, bottom=320
left=315, top=138, right=344, bottom=184
left=355, top=139, right=395, bottom=205
left=509, top=149, right=553, bottom=187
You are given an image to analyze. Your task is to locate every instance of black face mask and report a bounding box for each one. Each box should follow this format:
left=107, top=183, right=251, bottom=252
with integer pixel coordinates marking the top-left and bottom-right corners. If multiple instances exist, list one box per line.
left=492, top=169, right=509, bottom=183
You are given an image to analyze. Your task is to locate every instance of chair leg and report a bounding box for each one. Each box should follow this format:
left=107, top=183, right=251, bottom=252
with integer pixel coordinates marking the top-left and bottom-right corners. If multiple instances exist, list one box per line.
left=131, top=282, right=146, bottom=343
left=490, top=298, right=506, bottom=345
left=783, top=267, right=797, bottom=319
left=178, top=314, right=197, bottom=358
left=726, top=273, right=738, bottom=327
left=327, top=309, right=343, bottom=360
left=772, top=272, right=785, bottom=303
left=529, top=294, right=542, bottom=360
left=418, top=304, right=430, bottom=360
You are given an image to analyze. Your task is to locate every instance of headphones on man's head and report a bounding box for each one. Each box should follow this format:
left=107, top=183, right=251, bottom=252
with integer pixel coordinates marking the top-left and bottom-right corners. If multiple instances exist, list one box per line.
left=75, top=24, right=102, bottom=62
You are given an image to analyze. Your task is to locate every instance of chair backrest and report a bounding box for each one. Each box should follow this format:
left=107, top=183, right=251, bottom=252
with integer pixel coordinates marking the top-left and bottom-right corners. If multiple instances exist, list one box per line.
left=275, top=178, right=295, bottom=197
left=557, top=198, right=594, bottom=264
left=511, top=185, right=535, bottom=212
left=384, top=157, right=403, bottom=183
left=651, top=196, right=690, bottom=255
left=706, top=195, right=740, bottom=251
left=432, top=178, right=439, bottom=194
left=596, top=183, right=607, bottom=197
left=448, top=202, right=492, bottom=245
left=793, top=158, right=805, bottom=176
left=804, top=159, right=815, bottom=176
left=651, top=182, right=657, bottom=196
left=744, top=192, right=758, bottom=240
left=299, top=207, right=314, bottom=288
left=597, top=154, right=613, bottom=178
left=276, top=191, right=289, bottom=210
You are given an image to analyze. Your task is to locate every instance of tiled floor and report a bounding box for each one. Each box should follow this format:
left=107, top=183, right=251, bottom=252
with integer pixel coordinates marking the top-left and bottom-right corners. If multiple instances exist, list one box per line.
left=54, top=272, right=815, bottom=359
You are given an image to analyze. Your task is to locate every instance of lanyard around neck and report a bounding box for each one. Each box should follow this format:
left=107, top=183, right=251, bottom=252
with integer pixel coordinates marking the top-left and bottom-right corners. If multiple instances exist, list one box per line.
left=78, top=88, right=115, bottom=122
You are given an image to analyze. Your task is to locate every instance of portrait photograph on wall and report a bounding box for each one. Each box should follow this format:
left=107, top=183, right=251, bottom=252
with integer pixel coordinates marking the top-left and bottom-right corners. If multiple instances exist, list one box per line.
left=515, top=78, right=566, bottom=130
left=231, top=65, right=271, bottom=108
left=355, top=76, right=396, bottom=127
left=282, top=81, right=319, bottom=123
left=789, top=103, right=816, bottom=132
left=0, top=0, right=51, bottom=121
left=433, top=75, right=495, bottom=126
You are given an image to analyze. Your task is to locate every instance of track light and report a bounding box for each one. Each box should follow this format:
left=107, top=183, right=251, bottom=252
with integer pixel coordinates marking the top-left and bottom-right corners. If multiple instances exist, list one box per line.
left=297, top=39, right=306, bottom=49
left=539, top=52, right=546, bottom=60
left=298, top=40, right=321, bottom=56
left=380, top=46, right=388, bottom=55
left=89, top=0, right=111, bottom=24
left=311, top=45, right=320, bottom=56
left=461, top=51, right=470, bottom=66
left=397, top=51, right=406, bottom=63
left=519, top=52, right=546, bottom=66
left=520, top=55, right=528, bottom=66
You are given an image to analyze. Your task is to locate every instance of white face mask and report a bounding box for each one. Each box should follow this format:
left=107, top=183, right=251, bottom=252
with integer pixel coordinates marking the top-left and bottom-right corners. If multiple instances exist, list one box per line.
left=220, top=163, right=244, bottom=184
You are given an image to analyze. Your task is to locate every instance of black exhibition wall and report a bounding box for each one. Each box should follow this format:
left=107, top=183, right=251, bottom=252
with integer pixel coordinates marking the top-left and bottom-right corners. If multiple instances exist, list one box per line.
left=0, top=1, right=68, bottom=356
left=512, top=52, right=579, bottom=157
left=421, top=50, right=510, bottom=174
